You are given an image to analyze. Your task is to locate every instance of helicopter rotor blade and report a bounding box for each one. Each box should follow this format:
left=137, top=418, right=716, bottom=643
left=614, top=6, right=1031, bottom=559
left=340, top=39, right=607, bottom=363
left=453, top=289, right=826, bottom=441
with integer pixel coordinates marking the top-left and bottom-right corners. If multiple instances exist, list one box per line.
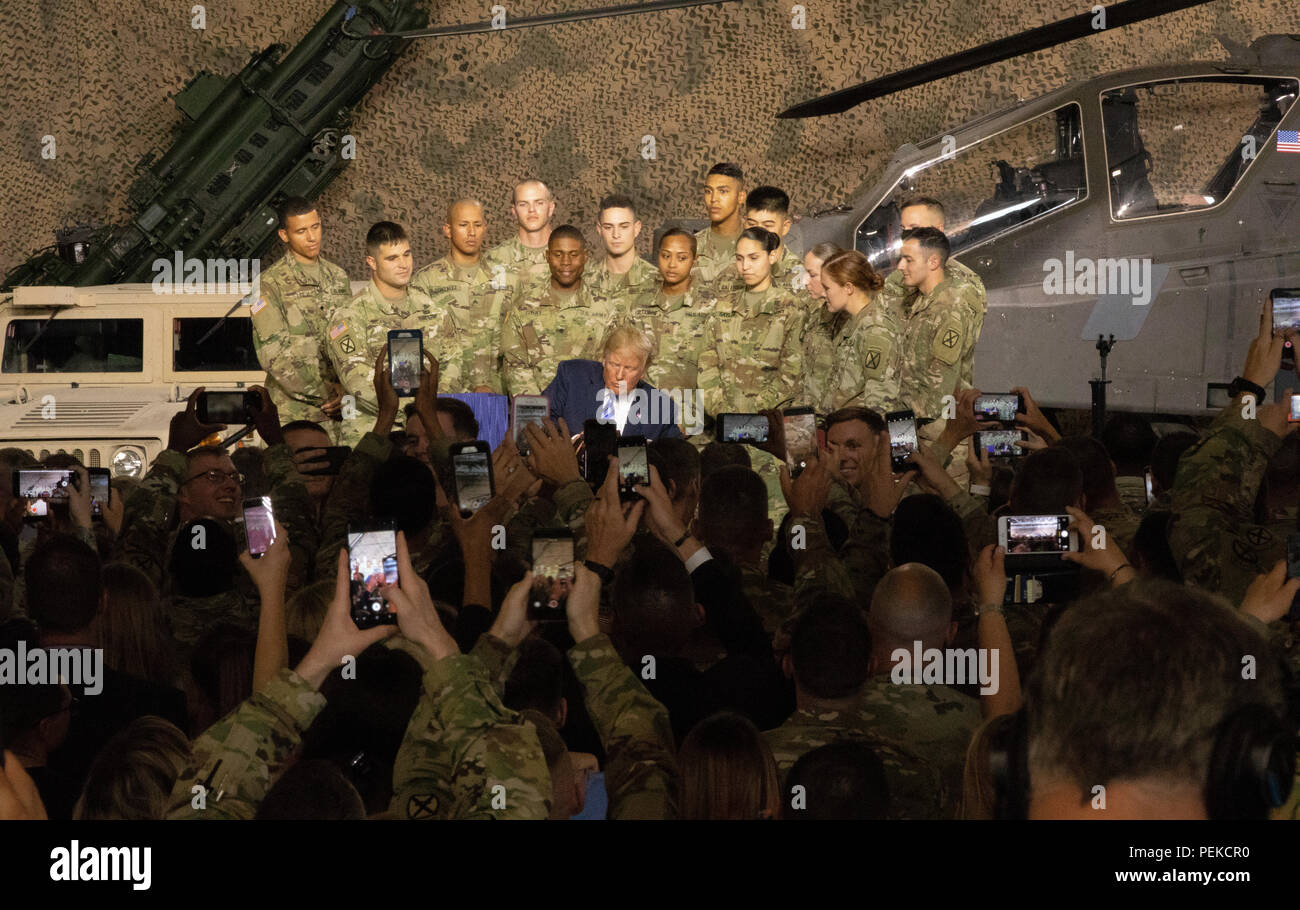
left=375, top=0, right=740, bottom=40
left=777, top=0, right=1218, bottom=119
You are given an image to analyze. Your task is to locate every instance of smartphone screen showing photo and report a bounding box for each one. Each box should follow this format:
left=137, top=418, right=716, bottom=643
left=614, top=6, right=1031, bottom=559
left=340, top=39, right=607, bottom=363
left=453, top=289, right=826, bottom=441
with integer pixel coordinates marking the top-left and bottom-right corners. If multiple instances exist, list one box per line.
left=243, top=496, right=276, bottom=556
left=18, top=469, right=72, bottom=517
left=201, top=391, right=250, bottom=424
left=453, top=449, right=493, bottom=514
left=974, top=393, right=1020, bottom=422
left=389, top=333, right=421, bottom=396
left=618, top=440, right=648, bottom=493
left=721, top=414, right=769, bottom=444
left=348, top=529, right=399, bottom=624
left=886, top=411, right=917, bottom=470
left=978, top=429, right=1024, bottom=456
left=89, top=470, right=109, bottom=517
left=513, top=398, right=549, bottom=454
left=1006, top=515, right=1071, bottom=554
left=783, top=409, right=817, bottom=474
left=529, top=532, right=575, bottom=619
left=1272, top=295, right=1300, bottom=333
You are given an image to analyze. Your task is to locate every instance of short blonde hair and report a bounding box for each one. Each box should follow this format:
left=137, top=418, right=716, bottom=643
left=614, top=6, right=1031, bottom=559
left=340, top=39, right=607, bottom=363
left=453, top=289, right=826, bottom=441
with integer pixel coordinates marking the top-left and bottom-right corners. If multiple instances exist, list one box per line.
left=74, top=716, right=190, bottom=820
left=602, top=325, right=654, bottom=368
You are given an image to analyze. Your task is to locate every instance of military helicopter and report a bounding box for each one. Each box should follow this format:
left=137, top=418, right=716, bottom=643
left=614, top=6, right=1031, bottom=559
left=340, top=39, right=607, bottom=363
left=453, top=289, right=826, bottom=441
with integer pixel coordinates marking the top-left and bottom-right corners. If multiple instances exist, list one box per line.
left=780, top=0, right=1300, bottom=418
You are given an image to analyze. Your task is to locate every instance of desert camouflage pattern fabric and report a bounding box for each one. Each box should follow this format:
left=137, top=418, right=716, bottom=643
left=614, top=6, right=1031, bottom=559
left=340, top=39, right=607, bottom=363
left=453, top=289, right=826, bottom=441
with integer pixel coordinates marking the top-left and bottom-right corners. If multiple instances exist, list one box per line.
left=1168, top=403, right=1295, bottom=605
left=250, top=251, right=351, bottom=426
left=324, top=279, right=446, bottom=443
left=569, top=633, right=678, bottom=819
left=857, top=675, right=982, bottom=818
left=691, top=227, right=741, bottom=286
left=1114, top=475, right=1152, bottom=516
left=710, top=242, right=807, bottom=296
left=484, top=235, right=550, bottom=291
left=498, top=279, right=618, bottom=397
left=739, top=562, right=795, bottom=642
left=801, top=303, right=844, bottom=411
left=409, top=255, right=513, bottom=392
left=1087, top=503, right=1140, bottom=561
left=763, top=705, right=949, bottom=820
left=586, top=254, right=659, bottom=307
left=697, top=284, right=805, bottom=415
left=391, top=652, right=551, bottom=819
left=1, top=0, right=1285, bottom=281
left=889, top=260, right=987, bottom=419
left=615, top=282, right=721, bottom=392
left=824, top=294, right=905, bottom=414
left=167, top=667, right=326, bottom=820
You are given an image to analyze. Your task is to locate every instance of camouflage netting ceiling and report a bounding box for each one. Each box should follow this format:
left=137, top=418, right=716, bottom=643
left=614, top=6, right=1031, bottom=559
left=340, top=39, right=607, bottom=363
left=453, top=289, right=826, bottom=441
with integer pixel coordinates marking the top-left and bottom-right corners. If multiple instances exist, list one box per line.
left=0, top=0, right=1284, bottom=277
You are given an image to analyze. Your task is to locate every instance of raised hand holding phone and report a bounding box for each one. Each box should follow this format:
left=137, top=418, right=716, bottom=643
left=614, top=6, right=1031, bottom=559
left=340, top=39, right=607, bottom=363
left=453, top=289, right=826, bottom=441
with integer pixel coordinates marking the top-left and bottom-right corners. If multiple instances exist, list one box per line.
left=294, top=547, right=399, bottom=690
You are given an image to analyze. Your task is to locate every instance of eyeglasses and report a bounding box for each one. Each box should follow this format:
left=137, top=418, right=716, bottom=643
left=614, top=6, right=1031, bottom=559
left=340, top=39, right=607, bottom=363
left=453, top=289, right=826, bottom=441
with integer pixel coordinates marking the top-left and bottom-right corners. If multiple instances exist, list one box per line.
left=182, top=469, right=245, bottom=487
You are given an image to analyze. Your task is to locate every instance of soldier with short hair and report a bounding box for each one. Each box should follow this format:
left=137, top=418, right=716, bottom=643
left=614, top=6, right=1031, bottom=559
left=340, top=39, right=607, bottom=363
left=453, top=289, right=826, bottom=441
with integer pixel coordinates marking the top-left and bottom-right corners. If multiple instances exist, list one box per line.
left=710, top=184, right=807, bottom=296
left=498, top=225, right=617, bottom=397
left=485, top=178, right=555, bottom=291
left=324, top=222, right=443, bottom=444
left=250, top=197, right=351, bottom=439
left=692, top=162, right=747, bottom=286
left=409, top=199, right=511, bottom=393
left=587, top=194, right=657, bottom=307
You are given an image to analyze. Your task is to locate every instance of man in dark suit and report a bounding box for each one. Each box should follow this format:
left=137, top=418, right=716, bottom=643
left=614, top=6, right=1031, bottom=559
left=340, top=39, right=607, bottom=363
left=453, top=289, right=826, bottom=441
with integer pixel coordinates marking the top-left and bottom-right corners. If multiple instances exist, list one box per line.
left=542, top=326, right=682, bottom=439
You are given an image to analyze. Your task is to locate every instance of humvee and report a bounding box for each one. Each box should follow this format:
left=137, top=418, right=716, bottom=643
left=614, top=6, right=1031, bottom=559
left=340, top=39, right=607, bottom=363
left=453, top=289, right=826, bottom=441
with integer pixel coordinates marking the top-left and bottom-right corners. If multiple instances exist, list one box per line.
left=0, top=285, right=268, bottom=477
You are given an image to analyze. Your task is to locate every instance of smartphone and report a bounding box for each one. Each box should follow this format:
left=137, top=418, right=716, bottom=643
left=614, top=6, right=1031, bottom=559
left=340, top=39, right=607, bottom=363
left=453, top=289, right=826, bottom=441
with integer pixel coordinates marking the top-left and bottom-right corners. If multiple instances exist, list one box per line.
left=295, top=446, right=351, bottom=476
left=15, top=468, right=77, bottom=519
left=1272, top=289, right=1300, bottom=372
left=528, top=528, right=575, bottom=621
left=388, top=329, right=423, bottom=398
left=450, top=440, right=494, bottom=516
left=975, top=429, right=1027, bottom=457
left=512, top=394, right=550, bottom=457
left=348, top=525, right=399, bottom=628
left=582, top=419, right=618, bottom=486
left=717, top=413, right=770, bottom=445
left=885, top=409, right=918, bottom=473
left=241, top=496, right=276, bottom=558
left=197, top=389, right=259, bottom=424
left=974, top=393, right=1025, bottom=423
left=1144, top=470, right=1155, bottom=504
left=1289, top=394, right=1300, bottom=424
left=783, top=407, right=817, bottom=478
left=997, top=515, right=1077, bottom=556
left=617, top=435, right=648, bottom=501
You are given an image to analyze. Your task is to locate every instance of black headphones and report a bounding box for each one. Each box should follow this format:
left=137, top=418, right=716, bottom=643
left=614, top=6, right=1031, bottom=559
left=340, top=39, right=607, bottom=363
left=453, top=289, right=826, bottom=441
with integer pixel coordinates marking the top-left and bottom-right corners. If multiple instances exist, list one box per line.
left=989, top=703, right=1296, bottom=820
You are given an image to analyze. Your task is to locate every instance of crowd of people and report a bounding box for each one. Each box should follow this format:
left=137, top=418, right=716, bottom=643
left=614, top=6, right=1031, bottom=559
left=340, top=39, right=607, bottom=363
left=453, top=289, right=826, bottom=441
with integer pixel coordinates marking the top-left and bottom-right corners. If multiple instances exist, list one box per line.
left=1, top=162, right=1298, bottom=821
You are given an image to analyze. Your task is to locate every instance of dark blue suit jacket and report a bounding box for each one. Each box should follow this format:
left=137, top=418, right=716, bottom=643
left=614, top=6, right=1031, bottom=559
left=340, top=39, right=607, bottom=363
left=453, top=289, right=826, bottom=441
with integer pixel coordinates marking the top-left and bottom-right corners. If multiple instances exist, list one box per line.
left=542, top=359, right=682, bottom=439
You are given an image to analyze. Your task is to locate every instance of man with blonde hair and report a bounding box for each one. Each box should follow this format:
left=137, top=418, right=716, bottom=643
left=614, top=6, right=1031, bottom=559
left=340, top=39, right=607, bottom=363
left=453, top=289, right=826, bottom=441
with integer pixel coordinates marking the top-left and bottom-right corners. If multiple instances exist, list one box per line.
left=542, top=325, right=682, bottom=439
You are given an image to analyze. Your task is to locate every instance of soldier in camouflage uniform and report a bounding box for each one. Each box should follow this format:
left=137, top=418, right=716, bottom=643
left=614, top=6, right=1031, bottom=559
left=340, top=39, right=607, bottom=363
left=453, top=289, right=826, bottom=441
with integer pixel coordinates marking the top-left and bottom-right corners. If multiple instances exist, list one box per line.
left=484, top=178, right=555, bottom=291
left=798, top=242, right=847, bottom=412
left=498, top=225, right=620, bottom=397
left=324, top=222, right=446, bottom=445
left=250, top=197, right=352, bottom=440
left=821, top=250, right=904, bottom=414
left=410, top=199, right=513, bottom=393
left=692, top=162, right=747, bottom=286
left=586, top=194, right=659, bottom=310
left=712, top=185, right=809, bottom=298
left=611, top=228, right=719, bottom=392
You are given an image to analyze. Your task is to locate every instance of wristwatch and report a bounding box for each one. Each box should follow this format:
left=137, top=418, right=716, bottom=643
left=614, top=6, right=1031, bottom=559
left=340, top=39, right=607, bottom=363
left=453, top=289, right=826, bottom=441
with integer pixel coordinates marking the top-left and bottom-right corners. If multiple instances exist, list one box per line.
left=973, top=602, right=1004, bottom=617
left=1227, top=376, right=1266, bottom=401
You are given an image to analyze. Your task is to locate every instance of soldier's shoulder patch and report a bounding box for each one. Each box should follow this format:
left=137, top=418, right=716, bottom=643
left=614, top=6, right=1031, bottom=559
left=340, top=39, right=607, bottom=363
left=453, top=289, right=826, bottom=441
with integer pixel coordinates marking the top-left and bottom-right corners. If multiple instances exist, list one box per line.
left=406, top=794, right=439, bottom=819
left=329, top=321, right=348, bottom=340
left=931, top=317, right=963, bottom=366
left=860, top=328, right=894, bottom=380
left=250, top=296, right=268, bottom=315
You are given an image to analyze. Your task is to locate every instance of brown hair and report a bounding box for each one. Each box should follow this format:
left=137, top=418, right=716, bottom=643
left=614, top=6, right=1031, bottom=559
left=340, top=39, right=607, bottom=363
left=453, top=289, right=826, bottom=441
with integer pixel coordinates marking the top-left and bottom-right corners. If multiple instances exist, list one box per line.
left=73, top=716, right=190, bottom=820
left=96, top=562, right=177, bottom=687
left=678, top=712, right=781, bottom=820
left=821, top=250, right=883, bottom=294
left=286, top=579, right=334, bottom=643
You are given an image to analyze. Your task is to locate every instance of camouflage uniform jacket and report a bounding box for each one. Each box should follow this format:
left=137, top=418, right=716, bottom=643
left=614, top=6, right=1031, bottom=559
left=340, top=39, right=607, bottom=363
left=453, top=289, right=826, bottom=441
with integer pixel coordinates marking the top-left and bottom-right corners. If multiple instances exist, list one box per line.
left=167, top=667, right=327, bottom=820
left=323, top=280, right=446, bottom=442
left=390, top=651, right=550, bottom=819
left=858, top=675, right=981, bottom=818
left=498, top=280, right=618, bottom=397
left=1115, top=475, right=1151, bottom=516
left=889, top=262, right=987, bottom=419
left=617, top=283, right=721, bottom=392
left=790, top=508, right=891, bottom=609
left=711, top=243, right=807, bottom=296
left=824, top=295, right=906, bottom=414
left=586, top=254, right=659, bottom=308
left=250, top=252, right=351, bottom=425
left=410, top=256, right=513, bottom=393
left=484, top=235, right=551, bottom=291
left=697, top=284, right=806, bottom=415
left=691, top=227, right=741, bottom=286
left=763, top=704, right=949, bottom=819
left=1168, top=403, right=1294, bottom=604
left=569, top=633, right=678, bottom=819
left=802, top=303, right=846, bottom=413
left=1087, top=502, right=1140, bottom=560
left=739, top=563, right=795, bottom=642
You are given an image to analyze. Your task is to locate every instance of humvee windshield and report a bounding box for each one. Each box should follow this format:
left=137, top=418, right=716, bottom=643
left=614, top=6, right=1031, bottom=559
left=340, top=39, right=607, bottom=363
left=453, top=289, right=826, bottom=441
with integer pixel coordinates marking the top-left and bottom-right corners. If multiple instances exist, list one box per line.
left=172, top=317, right=260, bottom=371
left=2, top=319, right=143, bottom=373
left=855, top=103, right=1086, bottom=272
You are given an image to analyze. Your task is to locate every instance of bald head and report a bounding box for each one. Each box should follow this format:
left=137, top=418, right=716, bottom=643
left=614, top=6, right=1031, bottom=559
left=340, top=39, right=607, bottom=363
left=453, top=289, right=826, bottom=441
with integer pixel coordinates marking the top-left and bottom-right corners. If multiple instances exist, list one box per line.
left=868, top=563, right=954, bottom=658
left=443, top=198, right=487, bottom=260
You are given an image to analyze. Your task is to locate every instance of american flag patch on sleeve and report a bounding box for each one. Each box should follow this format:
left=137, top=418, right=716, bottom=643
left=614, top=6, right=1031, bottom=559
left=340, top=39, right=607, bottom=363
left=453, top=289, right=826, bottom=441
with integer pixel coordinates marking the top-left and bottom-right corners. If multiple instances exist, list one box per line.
left=329, top=321, right=348, bottom=339
left=1279, top=130, right=1300, bottom=153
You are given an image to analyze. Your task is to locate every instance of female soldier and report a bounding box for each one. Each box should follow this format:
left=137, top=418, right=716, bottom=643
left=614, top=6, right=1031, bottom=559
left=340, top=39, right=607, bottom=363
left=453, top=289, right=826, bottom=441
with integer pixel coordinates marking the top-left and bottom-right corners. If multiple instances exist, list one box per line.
left=821, top=250, right=902, bottom=413
left=800, top=241, right=846, bottom=410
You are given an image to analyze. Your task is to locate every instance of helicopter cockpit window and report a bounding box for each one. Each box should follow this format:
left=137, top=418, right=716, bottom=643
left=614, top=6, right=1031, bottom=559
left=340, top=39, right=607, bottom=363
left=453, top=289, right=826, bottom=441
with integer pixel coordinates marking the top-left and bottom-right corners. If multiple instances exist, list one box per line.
left=1103, top=77, right=1297, bottom=220
left=2, top=319, right=144, bottom=374
left=854, top=103, right=1085, bottom=272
